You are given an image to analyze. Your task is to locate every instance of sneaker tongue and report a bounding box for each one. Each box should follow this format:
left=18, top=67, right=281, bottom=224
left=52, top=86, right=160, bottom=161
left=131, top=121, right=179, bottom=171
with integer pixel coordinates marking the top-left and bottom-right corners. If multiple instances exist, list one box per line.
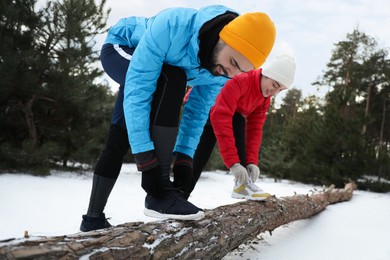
left=247, top=179, right=260, bottom=189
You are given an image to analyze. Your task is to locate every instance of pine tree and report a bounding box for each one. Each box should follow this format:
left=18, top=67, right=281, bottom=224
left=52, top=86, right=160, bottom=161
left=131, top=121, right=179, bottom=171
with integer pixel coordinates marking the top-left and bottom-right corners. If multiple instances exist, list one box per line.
left=37, top=0, right=112, bottom=167
left=0, top=0, right=113, bottom=172
left=315, top=28, right=390, bottom=185
left=0, top=0, right=48, bottom=170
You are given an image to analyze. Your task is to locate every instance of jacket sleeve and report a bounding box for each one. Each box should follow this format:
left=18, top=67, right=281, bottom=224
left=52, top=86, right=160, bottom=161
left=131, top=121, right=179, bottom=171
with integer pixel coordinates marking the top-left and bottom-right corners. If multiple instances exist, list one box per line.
left=245, top=98, right=270, bottom=165
left=123, top=9, right=194, bottom=154
left=174, top=83, right=223, bottom=158
left=210, top=78, right=242, bottom=168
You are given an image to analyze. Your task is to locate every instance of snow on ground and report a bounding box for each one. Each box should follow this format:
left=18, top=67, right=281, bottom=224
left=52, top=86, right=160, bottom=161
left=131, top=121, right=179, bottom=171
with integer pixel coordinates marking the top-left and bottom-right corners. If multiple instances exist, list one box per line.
left=0, top=164, right=389, bottom=259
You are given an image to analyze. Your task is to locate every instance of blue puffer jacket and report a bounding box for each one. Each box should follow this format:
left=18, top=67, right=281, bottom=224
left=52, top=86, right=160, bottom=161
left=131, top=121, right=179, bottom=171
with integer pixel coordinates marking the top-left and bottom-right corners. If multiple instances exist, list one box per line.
left=104, top=5, right=235, bottom=157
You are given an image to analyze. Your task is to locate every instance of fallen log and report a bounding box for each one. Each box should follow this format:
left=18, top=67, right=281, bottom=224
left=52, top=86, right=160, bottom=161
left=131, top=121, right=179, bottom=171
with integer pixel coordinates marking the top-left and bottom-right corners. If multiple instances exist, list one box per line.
left=0, top=183, right=356, bottom=259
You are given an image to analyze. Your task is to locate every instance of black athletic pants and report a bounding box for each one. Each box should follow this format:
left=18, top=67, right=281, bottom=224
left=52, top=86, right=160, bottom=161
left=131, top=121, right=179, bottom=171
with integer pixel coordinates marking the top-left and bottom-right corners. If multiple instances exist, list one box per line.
left=192, top=112, right=246, bottom=184
left=85, top=44, right=187, bottom=217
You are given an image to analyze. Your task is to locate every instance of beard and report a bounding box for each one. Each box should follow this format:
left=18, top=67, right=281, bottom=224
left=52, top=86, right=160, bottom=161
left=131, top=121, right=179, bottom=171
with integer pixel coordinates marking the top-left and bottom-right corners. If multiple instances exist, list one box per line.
left=209, top=40, right=226, bottom=76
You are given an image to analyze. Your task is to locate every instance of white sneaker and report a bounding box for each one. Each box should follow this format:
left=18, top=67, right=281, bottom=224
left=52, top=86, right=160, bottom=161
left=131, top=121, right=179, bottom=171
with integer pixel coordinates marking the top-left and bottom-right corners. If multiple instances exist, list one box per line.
left=231, top=179, right=270, bottom=201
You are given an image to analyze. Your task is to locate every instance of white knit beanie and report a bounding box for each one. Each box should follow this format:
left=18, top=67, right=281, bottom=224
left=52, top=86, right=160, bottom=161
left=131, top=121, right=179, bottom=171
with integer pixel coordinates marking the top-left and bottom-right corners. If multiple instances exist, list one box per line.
left=262, top=54, right=296, bottom=88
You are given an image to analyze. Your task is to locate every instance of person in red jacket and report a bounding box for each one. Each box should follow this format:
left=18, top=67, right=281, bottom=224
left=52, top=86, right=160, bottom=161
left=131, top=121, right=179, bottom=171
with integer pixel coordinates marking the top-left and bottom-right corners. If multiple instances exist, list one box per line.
left=191, top=54, right=296, bottom=200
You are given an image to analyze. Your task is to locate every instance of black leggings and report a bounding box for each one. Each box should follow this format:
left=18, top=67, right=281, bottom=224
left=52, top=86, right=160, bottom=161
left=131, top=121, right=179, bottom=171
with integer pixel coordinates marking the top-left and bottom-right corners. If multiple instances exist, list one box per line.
left=192, top=112, right=246, bottom=184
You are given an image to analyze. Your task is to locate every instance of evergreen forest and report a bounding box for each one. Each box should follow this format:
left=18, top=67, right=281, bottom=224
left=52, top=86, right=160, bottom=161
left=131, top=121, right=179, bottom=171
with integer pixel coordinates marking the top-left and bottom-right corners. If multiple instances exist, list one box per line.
left=1, top=0, right=389, bottom=192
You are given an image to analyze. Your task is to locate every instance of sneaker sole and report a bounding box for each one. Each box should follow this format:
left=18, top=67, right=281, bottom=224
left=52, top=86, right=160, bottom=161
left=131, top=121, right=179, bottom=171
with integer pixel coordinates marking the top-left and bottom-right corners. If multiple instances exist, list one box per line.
left=143, top=208, right=205, bottom=221
left=231, top=192, right=271, bottom=201
left=231, top=192, right=247, bottom=199
left=245, top=194, right=270, bottom=201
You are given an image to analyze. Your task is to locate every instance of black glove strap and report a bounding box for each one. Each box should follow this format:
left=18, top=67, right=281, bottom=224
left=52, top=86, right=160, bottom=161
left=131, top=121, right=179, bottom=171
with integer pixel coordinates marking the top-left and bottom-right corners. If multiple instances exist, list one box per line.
left=133, top=150, right=159, bottom=172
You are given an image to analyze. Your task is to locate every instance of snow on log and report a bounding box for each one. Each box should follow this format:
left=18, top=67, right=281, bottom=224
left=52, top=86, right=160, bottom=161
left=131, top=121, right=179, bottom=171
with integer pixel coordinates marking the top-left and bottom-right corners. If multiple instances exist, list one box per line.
left=0, top=183, right=356, bottom=259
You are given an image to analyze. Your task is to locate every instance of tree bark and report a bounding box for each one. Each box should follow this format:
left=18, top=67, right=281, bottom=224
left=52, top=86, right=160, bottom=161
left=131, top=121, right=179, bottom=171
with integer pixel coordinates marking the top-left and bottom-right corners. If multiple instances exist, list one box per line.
left=0, top=183, right=356, bottom=260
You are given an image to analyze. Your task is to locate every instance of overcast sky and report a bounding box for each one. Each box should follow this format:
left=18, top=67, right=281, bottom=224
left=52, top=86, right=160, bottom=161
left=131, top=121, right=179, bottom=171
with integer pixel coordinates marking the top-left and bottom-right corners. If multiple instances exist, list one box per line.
left=97, top=0, right=389, bottom=100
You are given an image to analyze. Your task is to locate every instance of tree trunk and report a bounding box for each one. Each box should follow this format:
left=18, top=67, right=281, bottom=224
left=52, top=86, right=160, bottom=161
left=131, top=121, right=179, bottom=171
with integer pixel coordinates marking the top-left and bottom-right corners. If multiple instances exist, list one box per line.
left=361, top=80, right=372, bottom=135
left=0, top=183, right=356, bottom=260
left=24, top=95, right=38, bottom=147
left=377, top=97, right=387, bottom=179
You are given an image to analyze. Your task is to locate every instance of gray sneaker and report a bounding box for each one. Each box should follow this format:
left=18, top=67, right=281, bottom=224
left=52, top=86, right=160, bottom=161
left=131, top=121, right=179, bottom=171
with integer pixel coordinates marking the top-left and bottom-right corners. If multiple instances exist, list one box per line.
left=231, top=179, right=270, bottom=201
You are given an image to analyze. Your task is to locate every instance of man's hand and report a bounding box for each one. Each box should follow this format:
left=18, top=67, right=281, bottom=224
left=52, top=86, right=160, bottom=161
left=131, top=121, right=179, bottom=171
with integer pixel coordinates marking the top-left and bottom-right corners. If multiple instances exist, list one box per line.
left=140, top=166, right=164, bottom=196
left=247, top=164, right=260, bottom=182
left=230, top=163, right=248, bottom=185
left=173, top=153, right=195, bottom=194
left=134, top=150, right=163, bottom=196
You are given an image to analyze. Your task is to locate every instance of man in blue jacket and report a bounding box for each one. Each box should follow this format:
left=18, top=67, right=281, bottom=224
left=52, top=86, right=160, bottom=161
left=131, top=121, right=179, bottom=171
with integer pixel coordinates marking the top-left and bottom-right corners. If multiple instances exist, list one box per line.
left=80, top=5, right=276, bottom=231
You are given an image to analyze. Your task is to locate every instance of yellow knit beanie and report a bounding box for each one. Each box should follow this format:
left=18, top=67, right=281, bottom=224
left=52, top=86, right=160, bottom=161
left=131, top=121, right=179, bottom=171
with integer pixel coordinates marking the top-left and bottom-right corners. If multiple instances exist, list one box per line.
left=219, top=12, right=276, bottom=69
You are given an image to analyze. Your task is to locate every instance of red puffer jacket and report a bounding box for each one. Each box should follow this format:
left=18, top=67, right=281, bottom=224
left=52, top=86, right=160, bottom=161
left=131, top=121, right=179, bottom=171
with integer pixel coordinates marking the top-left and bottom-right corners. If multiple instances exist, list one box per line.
left=210, top=69, right=270, bottom=168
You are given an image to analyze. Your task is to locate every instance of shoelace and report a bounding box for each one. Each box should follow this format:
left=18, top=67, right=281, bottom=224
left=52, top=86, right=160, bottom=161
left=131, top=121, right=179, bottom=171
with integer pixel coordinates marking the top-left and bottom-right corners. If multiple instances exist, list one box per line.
left=105, top=217, right=112, bottom=227
left=246, top=179, right=263, bottom=192
left=166, top=187, right=190, bottom=198
left=159, top=188, right=186, bottom=209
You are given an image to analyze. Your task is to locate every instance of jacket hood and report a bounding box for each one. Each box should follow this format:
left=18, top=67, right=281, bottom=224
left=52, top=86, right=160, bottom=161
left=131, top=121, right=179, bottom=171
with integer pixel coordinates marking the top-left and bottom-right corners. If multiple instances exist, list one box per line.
left=187, top=5, right=237, bottom=64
